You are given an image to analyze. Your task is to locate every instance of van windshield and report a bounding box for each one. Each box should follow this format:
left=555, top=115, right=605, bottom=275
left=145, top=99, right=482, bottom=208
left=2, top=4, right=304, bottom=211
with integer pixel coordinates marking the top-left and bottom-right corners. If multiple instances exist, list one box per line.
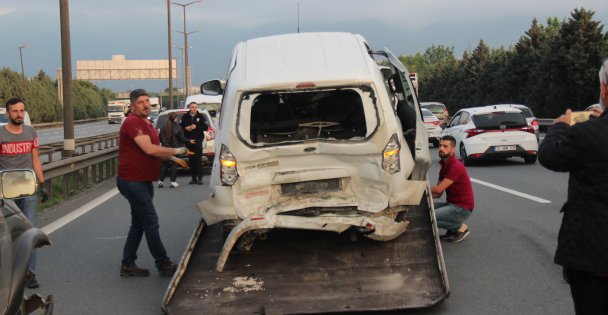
left=241, top=88, right=375, bottom=145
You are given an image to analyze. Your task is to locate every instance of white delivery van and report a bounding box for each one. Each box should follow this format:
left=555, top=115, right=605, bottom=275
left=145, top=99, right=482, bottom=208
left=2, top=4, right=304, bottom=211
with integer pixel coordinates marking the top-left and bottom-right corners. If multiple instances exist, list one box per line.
left=198, top=32, right=431, bottom=271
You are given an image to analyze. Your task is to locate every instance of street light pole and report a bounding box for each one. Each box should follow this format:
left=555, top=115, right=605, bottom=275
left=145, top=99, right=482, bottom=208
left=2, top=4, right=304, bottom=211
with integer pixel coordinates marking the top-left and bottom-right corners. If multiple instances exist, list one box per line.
left=166, top=0, right=174, bottom=109
left=172, top=0, right=200, bottom=98
left=174, top=46, right=185, bottom=104
left=59, top=0, right=75, bottom=157
left=19, top=44, right=30, bottom=79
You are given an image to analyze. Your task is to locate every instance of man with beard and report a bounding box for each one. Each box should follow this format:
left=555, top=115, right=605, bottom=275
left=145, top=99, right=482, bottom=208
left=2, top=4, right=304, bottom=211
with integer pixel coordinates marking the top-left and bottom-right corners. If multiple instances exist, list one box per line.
left=0, top=98, right=47, bottom=288
left=430, top=135, right=474, bottom=243
left=538, top=60, right=608, bottom=314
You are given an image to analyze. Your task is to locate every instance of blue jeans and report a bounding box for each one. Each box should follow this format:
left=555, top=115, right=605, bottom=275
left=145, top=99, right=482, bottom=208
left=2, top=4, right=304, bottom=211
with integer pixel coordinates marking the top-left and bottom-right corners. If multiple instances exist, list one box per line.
left=14, top=195, right=38, bottom=272
left=116, top=177, right=169, bottom=269
left=434, top=201, right=471, bottom=231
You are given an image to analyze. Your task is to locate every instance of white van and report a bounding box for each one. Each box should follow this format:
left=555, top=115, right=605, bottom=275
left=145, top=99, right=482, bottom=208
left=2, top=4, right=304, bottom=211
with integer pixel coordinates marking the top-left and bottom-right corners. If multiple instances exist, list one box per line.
left=198, top=32, right=431, bottom=270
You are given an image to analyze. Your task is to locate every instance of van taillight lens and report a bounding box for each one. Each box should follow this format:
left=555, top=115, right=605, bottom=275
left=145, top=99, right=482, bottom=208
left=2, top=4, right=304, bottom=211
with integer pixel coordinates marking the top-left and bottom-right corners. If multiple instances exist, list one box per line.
left=206, top=126, right=216, bottom=140
left=465, top=129, right=485, bottom=138
left=219, top=145, right=238, bottom=185
left=382, top=134, right=401, bottom=174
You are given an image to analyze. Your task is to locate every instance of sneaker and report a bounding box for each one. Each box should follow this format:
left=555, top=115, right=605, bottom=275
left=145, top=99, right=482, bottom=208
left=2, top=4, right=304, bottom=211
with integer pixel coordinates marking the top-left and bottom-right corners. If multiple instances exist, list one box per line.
left=440, top=230, right=458, bottom=241
left=120, top=264, right=150, bottom=277
left=158, top=260, right=178, bottom=277
left=448, top=229, right=470, bottom=243
left=170, top=182, right=179, bottom=188
left=158, top=181, right=164, bottom=188
left=25, top=270, right=39, bottom=289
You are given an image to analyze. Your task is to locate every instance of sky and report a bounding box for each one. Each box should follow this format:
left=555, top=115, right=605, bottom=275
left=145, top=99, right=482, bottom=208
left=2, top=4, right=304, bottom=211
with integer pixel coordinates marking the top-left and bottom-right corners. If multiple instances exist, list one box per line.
left=1, top=0, right=607, bottom=93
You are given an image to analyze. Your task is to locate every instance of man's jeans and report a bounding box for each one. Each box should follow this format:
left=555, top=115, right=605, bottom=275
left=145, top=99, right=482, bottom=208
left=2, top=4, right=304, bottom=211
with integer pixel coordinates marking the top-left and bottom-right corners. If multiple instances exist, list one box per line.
left=116, top=177, right=169, bottom=269
left=14, top=195, right=38, bottom=272
left=434, top=201, right=471, bottom=231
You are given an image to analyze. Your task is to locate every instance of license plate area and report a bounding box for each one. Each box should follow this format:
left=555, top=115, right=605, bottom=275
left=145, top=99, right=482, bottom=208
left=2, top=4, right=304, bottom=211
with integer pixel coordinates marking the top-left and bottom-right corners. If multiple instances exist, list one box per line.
left=281, top=178, right=342, bottom=196
left=494, top=145, right=517, bottom=152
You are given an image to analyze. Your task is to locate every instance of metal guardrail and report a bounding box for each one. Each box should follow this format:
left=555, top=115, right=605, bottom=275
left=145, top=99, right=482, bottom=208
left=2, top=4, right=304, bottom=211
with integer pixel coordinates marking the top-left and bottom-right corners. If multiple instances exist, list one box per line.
left=38, top=133, right=118, bottom=163
left=32, top=117, right=106, bottom=130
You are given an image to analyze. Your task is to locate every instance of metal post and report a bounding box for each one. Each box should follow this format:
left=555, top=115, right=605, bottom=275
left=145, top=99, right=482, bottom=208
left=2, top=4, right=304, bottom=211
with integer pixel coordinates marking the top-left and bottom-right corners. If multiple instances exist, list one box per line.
left=167, top=0, right=174, bottom=109
left=59, top=0, right=75, bottom=157
left=174, top=46, right=185, bottom=105
left=19, top=44, right=30, bottom=79
left=172, top=1, right=200, bottom=98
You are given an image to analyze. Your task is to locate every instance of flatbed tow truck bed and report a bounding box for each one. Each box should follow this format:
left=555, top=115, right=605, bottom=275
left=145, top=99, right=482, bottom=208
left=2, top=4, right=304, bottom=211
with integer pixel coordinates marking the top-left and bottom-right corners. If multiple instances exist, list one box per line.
left=162, top=194, right=449, bottom=314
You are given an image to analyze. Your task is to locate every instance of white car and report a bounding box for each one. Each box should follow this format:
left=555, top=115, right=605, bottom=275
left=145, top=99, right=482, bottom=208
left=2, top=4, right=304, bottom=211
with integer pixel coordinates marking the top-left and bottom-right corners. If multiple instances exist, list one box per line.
left=154, top=108, right=217, bottom=168
left=441, top=106, right=538, bottom=165
left=490, top=104, right=539, bottom=139
left=421, top=108, right=442, bottom=147
left=0, top=108, right=31, bottom=126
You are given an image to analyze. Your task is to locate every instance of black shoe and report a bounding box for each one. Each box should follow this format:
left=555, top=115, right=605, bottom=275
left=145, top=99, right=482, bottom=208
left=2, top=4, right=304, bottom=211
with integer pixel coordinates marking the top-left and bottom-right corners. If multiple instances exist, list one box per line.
left=196, top=180, right=203, bottom=185
left=120, top=264, right=150, bottom=277
left=189, top=180, right=197, bottom=185
left=25, top=270, right=39, bottom=289
left=440, top=230, right=458, bottom=241
left=158, top=260, right=178, bottom=277
left=448, top=229, right=470, bottom=243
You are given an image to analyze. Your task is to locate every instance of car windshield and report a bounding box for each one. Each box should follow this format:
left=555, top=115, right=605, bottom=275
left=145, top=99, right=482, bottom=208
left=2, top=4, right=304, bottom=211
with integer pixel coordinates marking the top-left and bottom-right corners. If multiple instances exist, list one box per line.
left=108, top=106, right=124, bottom=112
left=515, top=107, right=533, bottom=118
left=422, top=104, right=445, bottom=114
left=155, top=111, right=212, bottom=129
left=472, top=112, right=528, bottom=129
left=242, top=87, right=375, bottom=145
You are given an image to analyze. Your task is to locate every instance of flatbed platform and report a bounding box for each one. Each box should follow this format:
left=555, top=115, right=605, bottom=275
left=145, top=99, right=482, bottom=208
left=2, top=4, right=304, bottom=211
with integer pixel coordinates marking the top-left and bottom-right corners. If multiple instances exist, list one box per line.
left=162, top=195, right=449, bottom=314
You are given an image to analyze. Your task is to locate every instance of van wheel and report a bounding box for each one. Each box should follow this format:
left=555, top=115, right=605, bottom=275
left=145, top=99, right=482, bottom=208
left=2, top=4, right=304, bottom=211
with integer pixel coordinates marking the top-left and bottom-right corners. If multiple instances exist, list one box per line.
left=524, top=155, right=537, bottom=164
left=460, top=144, right=471, bottom=166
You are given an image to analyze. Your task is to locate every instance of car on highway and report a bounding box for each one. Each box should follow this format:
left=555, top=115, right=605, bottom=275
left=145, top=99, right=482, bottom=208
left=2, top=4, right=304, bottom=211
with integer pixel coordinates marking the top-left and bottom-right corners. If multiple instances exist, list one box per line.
left=420, top=102, right=449, bottom=124
left=0, top=169, right=53, bottom=315
left=153, top=108, right=217, bottom=168
left=490, top=104, right=539, bottom=139
left=441, top=106, right=538, bottom=165
left=0, top=109, right=32, bottom=126
left=422, top=108, right=442, bottom=147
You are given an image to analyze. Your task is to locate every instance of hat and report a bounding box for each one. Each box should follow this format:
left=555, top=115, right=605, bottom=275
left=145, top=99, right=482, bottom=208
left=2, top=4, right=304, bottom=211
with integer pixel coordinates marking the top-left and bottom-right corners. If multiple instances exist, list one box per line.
left=129, top=89, right=149, bottom=103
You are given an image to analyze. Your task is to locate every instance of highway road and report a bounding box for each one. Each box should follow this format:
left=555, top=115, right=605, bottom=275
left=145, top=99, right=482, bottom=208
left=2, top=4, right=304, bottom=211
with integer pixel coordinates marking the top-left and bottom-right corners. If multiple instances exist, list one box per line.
left=37, top=121, right=121, bottom=145
left=31, top=146, right=574, bottom=314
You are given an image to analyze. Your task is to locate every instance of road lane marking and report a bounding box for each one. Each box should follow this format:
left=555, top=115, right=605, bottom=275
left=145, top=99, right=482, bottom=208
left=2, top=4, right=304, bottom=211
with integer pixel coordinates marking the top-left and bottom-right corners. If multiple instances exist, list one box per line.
left=470, top=178, right=551, bottom=204
left=41, top=188, right=119, bottom=235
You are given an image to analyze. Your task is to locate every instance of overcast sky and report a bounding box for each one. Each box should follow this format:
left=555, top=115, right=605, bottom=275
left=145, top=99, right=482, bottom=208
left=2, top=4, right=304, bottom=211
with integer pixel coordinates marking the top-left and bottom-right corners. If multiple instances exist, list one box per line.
left=1, top=0, right=607, bottom=93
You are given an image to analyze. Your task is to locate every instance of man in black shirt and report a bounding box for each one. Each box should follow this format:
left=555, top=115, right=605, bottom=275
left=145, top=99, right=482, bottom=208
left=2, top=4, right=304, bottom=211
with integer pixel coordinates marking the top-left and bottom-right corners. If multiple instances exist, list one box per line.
left=180, top=102, right=208, bottom=185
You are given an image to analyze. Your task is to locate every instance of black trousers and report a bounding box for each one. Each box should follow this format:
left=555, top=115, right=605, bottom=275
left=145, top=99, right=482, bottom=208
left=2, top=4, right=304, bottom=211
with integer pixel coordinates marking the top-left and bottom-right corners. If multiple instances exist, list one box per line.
left=565, top=268, right=608, bottom=315
left=186, top=140, right=203, bottom=181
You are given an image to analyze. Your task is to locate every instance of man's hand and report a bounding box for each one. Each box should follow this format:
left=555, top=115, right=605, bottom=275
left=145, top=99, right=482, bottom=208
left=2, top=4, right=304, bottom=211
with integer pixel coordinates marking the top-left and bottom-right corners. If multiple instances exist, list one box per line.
left=590, top=107, right=604, bottom=118
left=170, top=156, right=190, bottom=171
left=554, top=109, right=572, bottom=125
left=175, top=147, right=188, bottom=155
left=40, top=183, right=49, bottom=203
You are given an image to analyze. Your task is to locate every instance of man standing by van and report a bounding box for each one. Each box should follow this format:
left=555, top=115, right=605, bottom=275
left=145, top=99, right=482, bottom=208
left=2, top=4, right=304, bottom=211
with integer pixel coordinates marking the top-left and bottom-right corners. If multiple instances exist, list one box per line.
left=0, top=98, right=47, bottom=288
left=431, top=135, right=474, bottom=243
left=117, top=89, right=188, bottom=277
left=180, top=102, right=208, bottom=185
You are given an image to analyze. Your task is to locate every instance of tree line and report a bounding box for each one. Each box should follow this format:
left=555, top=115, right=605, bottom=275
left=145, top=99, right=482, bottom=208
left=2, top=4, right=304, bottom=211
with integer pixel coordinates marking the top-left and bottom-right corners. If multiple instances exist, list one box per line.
left=0, top=68, right=114, bottom=123
left=400, top=7, right=608, bottom=118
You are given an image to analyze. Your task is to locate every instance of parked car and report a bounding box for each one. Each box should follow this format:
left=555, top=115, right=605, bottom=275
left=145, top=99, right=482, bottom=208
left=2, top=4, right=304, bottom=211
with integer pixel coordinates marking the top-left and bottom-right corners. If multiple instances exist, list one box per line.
left=441, top=106, right=538, bottom=165
left=421, top=108, right=442, bottom=147
left=490, top=104, right=539, bottom=139
left=0, top=169, right=53, bottom=315
left=420, top=102, right=449, bottom=124
left=197, top=32, right=432, bottom=271
left=0, top=109, right=32, bottom=126
left=153, top=108, right=217, bottom=168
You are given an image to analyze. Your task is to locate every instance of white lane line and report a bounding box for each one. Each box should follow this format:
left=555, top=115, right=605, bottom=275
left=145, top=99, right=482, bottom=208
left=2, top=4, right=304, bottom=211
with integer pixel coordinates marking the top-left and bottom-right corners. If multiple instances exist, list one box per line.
left=470, top=178, right=551, bottom=204
left=41, top=188, right=119, bottom=235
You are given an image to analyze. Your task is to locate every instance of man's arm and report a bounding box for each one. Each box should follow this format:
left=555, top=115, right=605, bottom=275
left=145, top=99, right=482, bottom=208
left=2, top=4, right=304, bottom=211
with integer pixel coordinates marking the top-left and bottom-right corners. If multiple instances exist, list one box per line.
left=133, top=134, right=183, bottom=158
left=431, top=178, right=454, bottom=198
left=31, top=147, right=45, bottom=184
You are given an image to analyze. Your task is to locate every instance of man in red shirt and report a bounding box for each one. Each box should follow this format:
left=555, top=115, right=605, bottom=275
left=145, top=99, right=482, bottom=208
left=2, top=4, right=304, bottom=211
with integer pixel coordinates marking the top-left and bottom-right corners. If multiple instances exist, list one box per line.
left=117, top=89, right=188, bottom=277
left=431, top=135, right=474, bottom=242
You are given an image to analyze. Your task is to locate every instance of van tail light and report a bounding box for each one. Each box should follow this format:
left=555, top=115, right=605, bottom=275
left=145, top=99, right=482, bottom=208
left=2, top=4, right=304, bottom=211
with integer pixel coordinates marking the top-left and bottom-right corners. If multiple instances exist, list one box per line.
left=219, top=145, right=238, bottom=185
left=382, top=134, right=401, bottom=174
left=206, top=126, right=216, bottom=140
left=465, top=129, right=486, bottom=138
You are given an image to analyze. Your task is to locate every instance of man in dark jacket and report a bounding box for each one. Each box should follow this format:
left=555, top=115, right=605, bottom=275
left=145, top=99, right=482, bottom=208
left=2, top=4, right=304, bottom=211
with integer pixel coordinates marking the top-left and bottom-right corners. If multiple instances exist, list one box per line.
left=538, top=59, right=608, bottom=315
left=180, top=102, right=208, bottom=185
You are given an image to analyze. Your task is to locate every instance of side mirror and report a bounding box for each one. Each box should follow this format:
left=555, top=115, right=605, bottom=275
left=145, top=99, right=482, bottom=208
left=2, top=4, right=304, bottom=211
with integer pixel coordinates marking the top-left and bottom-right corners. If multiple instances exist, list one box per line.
left=201, top=80, right=224, bottom=96
left=1, top=170, right=37, bottom=199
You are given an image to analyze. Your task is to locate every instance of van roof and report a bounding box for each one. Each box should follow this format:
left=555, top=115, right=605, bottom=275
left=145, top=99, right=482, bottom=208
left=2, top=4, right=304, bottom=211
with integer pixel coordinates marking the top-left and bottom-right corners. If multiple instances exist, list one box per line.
left=235, top=32, right=377, bottom=90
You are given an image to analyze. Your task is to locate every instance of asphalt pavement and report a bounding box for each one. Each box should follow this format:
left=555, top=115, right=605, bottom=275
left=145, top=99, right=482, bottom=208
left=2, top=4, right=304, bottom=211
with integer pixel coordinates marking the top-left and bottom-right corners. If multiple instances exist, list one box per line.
left=31, top=147, right=574, bottom=314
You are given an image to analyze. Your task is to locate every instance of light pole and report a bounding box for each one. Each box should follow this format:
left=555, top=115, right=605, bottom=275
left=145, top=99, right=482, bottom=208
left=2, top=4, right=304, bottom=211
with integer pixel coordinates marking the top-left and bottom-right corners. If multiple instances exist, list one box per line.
left=166, top=0, right=174, bottom=109
left=172, top=0, right=200, bottom=98
left=19, top=44, right=30, bottom=79
left=174, top=46, right=186, bottom=104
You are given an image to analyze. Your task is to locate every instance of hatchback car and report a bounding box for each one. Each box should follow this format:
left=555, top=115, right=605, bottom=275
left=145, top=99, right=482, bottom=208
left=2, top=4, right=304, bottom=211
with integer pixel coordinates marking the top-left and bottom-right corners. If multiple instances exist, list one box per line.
left=441, top=106, right=538, bottom=165
left=421, top=108, right=442, bottom=147
left=154, top=108, right=217, bottom=168
left=420, top=102, right=449, bottom=124
left=491, top=104, right=539, bottom=139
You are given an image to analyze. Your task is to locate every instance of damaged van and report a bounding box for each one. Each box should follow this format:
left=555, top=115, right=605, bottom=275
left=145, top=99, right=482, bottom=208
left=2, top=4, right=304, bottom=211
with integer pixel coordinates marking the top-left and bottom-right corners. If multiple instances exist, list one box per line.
left=198, top=32, right=431, bottom=271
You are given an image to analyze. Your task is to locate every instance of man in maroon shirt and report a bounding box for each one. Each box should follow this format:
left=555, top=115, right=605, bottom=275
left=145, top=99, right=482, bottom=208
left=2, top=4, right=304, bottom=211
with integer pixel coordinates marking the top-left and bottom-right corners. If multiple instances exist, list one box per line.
left=117, top=89, right=189, bottom=277
left=431, top=135, right=474, bottom=242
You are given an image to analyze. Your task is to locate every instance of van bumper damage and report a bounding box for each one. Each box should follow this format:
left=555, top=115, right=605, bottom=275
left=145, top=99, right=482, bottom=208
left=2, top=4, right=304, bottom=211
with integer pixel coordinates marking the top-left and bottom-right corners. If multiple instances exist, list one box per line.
left=215, top=212, right=409, bottom=272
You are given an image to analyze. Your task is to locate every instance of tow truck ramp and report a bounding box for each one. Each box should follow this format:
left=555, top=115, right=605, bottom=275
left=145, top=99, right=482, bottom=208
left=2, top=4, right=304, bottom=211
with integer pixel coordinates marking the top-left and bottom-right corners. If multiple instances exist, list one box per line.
left=162, top=193, right=449, bottom=314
